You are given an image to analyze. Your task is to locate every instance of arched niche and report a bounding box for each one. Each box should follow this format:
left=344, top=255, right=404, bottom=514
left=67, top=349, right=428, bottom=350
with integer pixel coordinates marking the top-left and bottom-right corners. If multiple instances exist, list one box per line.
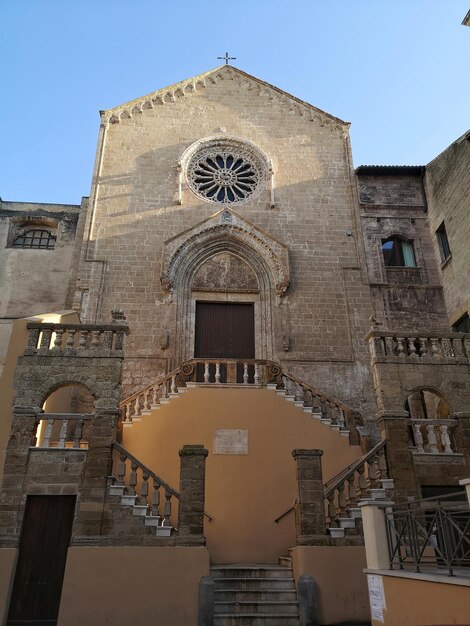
left=161, top=209, right=290, bottom=363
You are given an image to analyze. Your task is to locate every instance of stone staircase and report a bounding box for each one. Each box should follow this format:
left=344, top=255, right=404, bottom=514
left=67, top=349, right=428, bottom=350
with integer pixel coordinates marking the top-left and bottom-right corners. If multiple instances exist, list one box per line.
left=211, top=564, right=300, bottom=626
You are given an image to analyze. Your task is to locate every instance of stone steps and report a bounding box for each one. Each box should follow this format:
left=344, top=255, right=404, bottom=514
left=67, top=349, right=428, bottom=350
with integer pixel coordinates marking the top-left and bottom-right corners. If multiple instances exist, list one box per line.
left=211, top=564, right=299, bottom=626
left=108, top=483, right=174, bottom=536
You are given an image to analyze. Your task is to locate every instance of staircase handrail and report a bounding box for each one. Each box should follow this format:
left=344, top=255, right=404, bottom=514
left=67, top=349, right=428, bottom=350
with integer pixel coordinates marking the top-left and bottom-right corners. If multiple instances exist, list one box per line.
left=113, top=442, right=179, bottom=497
left=112, top=442, right=214, bottom=521
left=273, top=439, right=388, bottom=523
left=120, top=365, right=182, bottom=407
left=323, top=439, right=387, bottom=498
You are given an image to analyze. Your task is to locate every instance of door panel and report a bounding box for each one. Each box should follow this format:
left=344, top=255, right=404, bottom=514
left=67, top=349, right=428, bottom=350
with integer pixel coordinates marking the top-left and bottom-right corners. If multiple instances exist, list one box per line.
left=7, top=496, right=76, bottom=626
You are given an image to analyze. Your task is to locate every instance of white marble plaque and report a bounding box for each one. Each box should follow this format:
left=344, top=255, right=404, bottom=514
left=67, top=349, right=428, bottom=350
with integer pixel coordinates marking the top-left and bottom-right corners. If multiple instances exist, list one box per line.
left=367, top=574, right=386, bottom=623
left=213, top=429, right=248, bottom=455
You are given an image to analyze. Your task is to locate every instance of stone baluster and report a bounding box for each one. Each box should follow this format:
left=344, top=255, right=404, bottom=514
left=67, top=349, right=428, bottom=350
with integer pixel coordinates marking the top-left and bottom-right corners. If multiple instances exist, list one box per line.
left=43, top=418, right=54, bottom=448
left=338, top=408, right=346, bottom=429
left=123, top=403, right=132, bottom=424
left=412, top=423, right=424, bottom=453
left=367, top=456, right=379, bottom=488
left=215, top=362, right=221, bottom=384
left=311, top=394, right=322, bottom=413
left=52, top=328, right=64, bottom=352
left=204, top=361, right=210, bottom=383
left=329, top=402, right=338, bottom=425
left=103, top=329, right=113, bottom=350
left=357, top=464, right=368, bottom=498
left=294, top=383, right=304, bottom=402
left=64, top=328, right=76, bottom=355
left=128, top=461, right=138, bottom=497
left=162, top=488, right=172, bottom=526
left=91, top=330, right=101, bottom=349
left=140, top=472, right=149, bottom=507
left=151, top=479, right=161, bottom=519
left=73, top=419, right=84, bottom=448
left=439, top=425, right=453, bottom=454
left=337, top=482, right=347, bottom=517
left=58, top=419, right=68, bottom=448
left=347, top=473, right=358, bottom=507
left=77, top=329, right=88, bottom=350
left=327, top=492, right=337, bottom=527
left=150, top=387, right=159, bottom=409
left=396, top=337, right=405, bottom=356
left=384, top=336, right=394, bottom=356
left=143, top=390, right=150, bottom=412
left=243, top=363, right=249, bottom=384
left=117, top=452, right=127, bottom=486
left=39, top=328, right=53, bottom=354
left=419, top=337, right=428, bottom=356
left=425, top=423, right=439, bottom=453
left=407, top=337, right=417, bottom=356
left=254, top=363, right=260, bottom=385
left=430, top=338, right=440, bottom=357
left=285, top=377, right=294, bottom=397
left=171, top=375, right=177, bottom=394
left=441, top=337, right=453, bottom=357
left=25, top=326, right=41, bottom=354
left=134, top=397, right=141, bottom=418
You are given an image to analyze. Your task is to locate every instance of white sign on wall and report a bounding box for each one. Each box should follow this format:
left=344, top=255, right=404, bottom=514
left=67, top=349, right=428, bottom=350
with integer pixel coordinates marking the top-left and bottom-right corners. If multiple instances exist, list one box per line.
left=367, top=574, right=386, bottom=623
left=213, top=429, right=248, bottom=455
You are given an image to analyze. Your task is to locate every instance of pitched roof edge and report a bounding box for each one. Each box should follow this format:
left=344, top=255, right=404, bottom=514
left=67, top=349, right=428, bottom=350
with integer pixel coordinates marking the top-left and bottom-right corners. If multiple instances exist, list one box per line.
left=102, top=65, right=350, bottom=127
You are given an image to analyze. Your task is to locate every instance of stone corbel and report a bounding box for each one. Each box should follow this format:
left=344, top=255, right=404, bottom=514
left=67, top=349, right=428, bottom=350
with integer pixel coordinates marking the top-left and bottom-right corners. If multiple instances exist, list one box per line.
left=276, top=280, right=290, bottom=305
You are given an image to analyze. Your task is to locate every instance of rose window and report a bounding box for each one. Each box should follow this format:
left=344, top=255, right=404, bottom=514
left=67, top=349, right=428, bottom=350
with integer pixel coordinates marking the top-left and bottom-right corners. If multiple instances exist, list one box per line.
left=186, top=145, right=264, bottom=204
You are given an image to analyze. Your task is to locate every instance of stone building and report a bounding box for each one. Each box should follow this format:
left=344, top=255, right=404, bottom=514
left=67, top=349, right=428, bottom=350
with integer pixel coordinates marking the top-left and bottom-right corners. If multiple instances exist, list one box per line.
left=0, top=66, right=469, bottom=626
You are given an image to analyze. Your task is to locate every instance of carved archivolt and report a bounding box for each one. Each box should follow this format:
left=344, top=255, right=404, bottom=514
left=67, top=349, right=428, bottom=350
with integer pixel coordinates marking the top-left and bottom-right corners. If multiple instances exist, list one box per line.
left=161, top=209, right=290, bottom=300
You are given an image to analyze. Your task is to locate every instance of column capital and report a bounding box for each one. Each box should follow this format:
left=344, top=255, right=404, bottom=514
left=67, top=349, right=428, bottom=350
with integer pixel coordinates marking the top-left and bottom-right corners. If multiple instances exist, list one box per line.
left=179, top=444, right=209, bottom=457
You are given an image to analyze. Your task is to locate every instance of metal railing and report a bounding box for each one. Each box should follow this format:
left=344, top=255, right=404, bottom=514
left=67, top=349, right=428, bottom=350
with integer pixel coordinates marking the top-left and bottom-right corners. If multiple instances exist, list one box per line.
left=385, top=492, right=470, bottom=576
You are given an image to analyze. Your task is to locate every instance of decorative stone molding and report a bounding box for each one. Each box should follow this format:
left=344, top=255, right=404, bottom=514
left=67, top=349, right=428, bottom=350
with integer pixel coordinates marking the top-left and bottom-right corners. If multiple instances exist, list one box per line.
left=101, top=66, right=349, bottom=129
left=161, top=208, right=290, bottom=300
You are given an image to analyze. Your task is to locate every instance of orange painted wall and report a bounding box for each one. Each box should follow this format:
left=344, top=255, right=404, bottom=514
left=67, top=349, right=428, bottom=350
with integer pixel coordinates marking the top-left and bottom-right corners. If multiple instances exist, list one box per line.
left=121, top=386, right=363, bottom=563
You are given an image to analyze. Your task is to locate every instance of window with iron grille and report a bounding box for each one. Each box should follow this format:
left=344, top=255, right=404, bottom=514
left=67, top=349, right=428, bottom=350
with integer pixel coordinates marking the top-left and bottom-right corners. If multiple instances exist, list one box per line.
left=12, top=228, right=56, bottom=249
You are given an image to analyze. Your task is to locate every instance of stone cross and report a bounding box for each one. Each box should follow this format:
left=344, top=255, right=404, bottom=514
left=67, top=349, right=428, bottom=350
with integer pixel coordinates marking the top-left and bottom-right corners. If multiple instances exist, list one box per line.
left=217, top=52, right=236, bottom=65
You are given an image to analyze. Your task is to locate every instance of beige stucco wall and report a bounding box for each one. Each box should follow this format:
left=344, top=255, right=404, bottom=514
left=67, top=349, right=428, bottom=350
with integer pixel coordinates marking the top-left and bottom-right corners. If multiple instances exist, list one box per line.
left=0, top=311, right=80, bottom=480
left=373, top=573, right=470, bottom=626
left=0, top=548, right=17, bottom=626
left=121, top=386, right=363, bottom=563
left=292, top=545, right=370, bottom=625
left=58, top=546, right=209, bottom=626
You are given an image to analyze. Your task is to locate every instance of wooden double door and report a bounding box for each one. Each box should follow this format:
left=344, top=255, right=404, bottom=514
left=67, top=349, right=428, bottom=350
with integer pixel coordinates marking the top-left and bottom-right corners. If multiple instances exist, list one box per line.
left=194, top=302, right=255, bottom=382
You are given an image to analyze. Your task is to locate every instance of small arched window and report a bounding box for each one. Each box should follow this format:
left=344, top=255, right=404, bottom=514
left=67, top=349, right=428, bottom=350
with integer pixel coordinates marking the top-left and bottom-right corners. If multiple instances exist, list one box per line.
left=382, top=237, right=416, bottom=267
left=12, top=228, right=56, bottom=250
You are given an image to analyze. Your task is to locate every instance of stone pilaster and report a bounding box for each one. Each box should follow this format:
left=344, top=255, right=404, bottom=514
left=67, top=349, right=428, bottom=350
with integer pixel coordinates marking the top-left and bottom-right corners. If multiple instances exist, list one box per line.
left=73, top=409, right=119, bottom=539
left=176, top=444, right=208, bottom=546
left=0, top=408, right=39, bottom=546
left=292, top=449, right=327, bottom=544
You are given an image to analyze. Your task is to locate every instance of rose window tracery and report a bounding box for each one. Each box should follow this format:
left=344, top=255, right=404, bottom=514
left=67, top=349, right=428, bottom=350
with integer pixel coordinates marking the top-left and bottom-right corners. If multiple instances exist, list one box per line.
left=186, top=143, right=265, bottom=204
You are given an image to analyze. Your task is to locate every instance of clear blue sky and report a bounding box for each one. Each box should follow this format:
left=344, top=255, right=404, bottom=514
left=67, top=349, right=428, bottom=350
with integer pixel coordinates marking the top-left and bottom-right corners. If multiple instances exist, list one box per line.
left=1, top=0, right=469, bottom=205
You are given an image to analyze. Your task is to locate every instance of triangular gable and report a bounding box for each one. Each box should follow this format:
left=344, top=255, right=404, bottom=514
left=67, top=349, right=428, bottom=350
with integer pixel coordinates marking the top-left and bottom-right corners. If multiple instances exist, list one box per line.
left=102, top=65, right=349, bottom=128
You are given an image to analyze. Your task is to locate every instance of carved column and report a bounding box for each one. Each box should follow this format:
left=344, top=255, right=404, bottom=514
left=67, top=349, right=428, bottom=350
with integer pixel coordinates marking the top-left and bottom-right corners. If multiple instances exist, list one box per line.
left=176, top=444, right=208, bottom=546
left=292, top=449, right=327, bottom=545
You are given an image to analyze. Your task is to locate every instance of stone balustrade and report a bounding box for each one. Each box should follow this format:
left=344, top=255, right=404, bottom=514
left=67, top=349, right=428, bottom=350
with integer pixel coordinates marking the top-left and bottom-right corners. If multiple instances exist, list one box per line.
left=324, top=441, right=390, bottom=528
left=367, top=330, right=470, bottom=361
left=34, top=413, right=93, bottom=449
left=410, top=419, right=457, bottom=455
left=112, top=443, right=179, bottom=530
left=24, top=322, right=129, bottom=356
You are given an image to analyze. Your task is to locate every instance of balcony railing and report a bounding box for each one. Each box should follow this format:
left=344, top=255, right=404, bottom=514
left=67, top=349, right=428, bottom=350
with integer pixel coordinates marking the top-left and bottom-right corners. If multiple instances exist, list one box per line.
left=367, top=331, right=470, bottom=361
left=25, top=322, right=129, bottom=356
left=385, top=493, right=470, bottom=576
left=34, top=413, right=93, bottom=449
left=410, top=419, right=458, bottom=455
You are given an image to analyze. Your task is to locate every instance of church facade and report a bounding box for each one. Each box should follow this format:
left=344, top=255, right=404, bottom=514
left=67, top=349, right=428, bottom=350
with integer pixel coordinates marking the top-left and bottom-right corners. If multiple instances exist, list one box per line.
left=0, top=65, right=469, bottom=626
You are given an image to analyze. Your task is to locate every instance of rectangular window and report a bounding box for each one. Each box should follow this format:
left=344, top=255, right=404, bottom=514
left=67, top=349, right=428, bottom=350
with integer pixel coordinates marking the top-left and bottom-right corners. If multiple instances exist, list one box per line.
left=436, top=222, right=451, bottom=262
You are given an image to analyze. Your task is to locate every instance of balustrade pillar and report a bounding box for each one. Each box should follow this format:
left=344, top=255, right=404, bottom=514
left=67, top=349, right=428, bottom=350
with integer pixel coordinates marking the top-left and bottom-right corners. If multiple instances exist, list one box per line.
left=292, top=449, right=327, bottom=544
left=176, top=444, right=208, bottom=546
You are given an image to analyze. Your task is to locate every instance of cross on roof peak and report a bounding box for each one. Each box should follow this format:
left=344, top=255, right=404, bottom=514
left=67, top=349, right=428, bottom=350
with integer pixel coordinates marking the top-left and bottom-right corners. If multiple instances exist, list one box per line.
left=217, top=52, right=237, bottom=65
